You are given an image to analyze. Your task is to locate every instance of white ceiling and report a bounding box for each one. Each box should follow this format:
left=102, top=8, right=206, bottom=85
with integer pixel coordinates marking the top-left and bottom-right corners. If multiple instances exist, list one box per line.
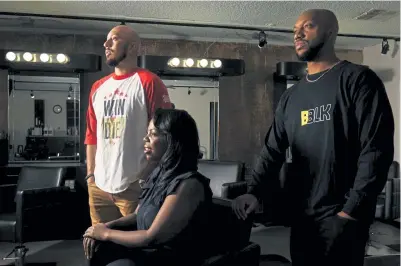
left=0, top=1, right=399, bottom=50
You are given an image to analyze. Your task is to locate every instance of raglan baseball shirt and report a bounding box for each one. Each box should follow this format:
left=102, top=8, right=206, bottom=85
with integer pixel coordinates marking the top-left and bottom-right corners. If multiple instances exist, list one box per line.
left=85, top=68, right=172, bottom=194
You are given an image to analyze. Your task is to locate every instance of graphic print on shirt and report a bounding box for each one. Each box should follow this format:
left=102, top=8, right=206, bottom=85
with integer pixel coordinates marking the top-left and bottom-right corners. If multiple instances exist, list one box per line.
left=102, top=88, right=128, bottom=144
left=301, top=104, right=331, bottom=126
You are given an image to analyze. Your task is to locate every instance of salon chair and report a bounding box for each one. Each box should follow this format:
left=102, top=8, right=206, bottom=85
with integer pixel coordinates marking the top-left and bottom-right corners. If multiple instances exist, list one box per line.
left=198, top=160, right=247, bottom=199
left=0, top=166, right=73, bottom=265
left=89, top=197, right=261, bottom=266
left=201, top=197, right=260, bottom=266
left=375, top=161, right=400, bottom=223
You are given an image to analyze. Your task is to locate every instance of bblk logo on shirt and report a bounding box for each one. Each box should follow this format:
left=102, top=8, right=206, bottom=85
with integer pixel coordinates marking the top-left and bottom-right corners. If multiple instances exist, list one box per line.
left=301, top=104, right=331, bottom=126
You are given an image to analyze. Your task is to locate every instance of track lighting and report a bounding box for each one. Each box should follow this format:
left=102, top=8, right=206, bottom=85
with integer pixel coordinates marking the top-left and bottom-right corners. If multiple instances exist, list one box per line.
left=258, top=31, right=267, bottom=48
left=67, top=84, right=72, bottom=100
left=381, top=38, right=389, bottom=55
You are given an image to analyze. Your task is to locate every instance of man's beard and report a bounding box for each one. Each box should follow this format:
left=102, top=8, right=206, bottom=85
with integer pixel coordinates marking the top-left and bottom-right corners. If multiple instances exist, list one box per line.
left=106, top=47, right=128, bottom=67
left=297, top=40, right=325, bottom=62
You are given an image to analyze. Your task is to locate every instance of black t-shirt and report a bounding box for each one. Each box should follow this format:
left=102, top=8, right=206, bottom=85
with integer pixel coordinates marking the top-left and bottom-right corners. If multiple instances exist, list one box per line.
left=248, top=60, right=394, bottom=222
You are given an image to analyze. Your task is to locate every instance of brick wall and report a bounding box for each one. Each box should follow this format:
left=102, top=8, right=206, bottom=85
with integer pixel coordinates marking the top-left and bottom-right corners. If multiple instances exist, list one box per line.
left=0, top=33, right=363, bottom=166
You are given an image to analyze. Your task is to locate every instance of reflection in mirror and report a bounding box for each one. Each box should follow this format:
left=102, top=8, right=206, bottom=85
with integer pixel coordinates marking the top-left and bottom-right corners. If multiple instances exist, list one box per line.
left=34, top=99, right=45, bottom=126
left=8, top=74, right=80, bottom=163
left=164, top=79, right=219, bottom=160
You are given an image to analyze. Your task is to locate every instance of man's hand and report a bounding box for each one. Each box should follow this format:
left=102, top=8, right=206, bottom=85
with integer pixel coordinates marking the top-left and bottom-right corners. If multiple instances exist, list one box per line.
left=232, top=194, right=259, bottom=220
left=83, top=237, right=99, bottom=260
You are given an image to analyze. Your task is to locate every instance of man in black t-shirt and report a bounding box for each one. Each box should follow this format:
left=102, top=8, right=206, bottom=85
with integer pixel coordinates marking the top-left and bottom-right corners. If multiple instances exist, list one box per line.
left=233, top=9, right=394, bottom=266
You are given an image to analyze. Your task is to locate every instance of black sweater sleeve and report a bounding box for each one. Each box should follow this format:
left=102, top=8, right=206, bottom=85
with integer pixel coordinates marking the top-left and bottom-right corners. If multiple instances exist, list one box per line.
left=342, top=69, right=394, bottom=219
left=247, top=93, right=289, bottom=200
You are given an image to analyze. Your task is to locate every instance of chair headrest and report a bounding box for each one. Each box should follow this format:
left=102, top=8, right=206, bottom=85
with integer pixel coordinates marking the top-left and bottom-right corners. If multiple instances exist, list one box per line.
left=198, top=160, right=244, bottom=197
left=17, top=166, right=67, bottom=192
left=388, top=161, right=399, bottom=179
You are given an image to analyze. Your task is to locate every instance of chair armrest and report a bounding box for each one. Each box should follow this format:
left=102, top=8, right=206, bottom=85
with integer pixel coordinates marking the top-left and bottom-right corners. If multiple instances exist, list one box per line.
left=221, top=181, right=247, bottom=199
left=15, top=186, right=71, bottom=243
left=384, top=179, right=393, bottom=220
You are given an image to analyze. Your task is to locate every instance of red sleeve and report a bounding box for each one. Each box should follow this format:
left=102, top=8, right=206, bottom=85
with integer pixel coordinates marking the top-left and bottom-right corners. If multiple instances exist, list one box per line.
left=84, top=75, right=111, bottom=145
left=139, top=71, right=172, bottom=121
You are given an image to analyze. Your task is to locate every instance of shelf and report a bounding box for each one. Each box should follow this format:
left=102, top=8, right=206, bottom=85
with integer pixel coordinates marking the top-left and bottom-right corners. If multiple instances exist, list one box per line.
left=27, top=135, right=80, bottom=138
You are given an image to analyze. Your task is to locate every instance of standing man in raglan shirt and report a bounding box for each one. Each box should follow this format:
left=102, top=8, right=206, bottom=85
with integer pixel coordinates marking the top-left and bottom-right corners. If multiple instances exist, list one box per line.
left=84, top=25, right=172, bottom=226
left=232, top=9, right=394, bottom=266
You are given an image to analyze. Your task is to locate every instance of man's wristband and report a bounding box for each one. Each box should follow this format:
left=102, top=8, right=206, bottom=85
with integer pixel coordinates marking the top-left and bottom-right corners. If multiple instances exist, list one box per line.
left=85, top=174, right=95, bottom=181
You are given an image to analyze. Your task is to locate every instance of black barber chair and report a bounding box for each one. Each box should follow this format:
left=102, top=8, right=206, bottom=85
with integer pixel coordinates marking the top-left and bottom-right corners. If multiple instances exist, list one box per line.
left=198, top=160, right=247, bottom=199
left=89, top=197, right=261, bottom=266
left=0, top=166, right=72, bottom=265
left=202, top=197, right=261, bottom=266
left=375, top=161, right=400, bottom=223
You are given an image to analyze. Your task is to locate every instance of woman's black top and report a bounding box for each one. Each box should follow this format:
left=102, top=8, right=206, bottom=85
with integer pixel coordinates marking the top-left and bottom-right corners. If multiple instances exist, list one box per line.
left=136, top=170, right=213, bottom=262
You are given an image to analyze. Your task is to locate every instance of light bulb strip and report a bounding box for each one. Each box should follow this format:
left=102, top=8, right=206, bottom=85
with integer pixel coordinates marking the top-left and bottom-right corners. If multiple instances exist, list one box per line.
left=5, top=51, right=70, bottom=64
left=167, top=57, right=223, bottom=69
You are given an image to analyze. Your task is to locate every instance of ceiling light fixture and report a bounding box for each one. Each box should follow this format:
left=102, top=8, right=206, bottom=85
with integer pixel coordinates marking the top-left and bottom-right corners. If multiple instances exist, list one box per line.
left=5, top=52, right=16, bottom=61
left=381, top=38, right=389, bottom=55
left=199, top=59, right=209, bottom=68
left=212, top=59, right=222, bottom=68
left=67, top=84, right=73, bottom=100
left=23, top=52, right=33, bottom=62
left=168, top=57, right=180, bottom=67
left=184, top=58, right=194, bottom=67
left=56, top=53, right=68, bottom=63
left=258, top=31, right=267, bottom=48
left=40, top=53, right=50, bottom=62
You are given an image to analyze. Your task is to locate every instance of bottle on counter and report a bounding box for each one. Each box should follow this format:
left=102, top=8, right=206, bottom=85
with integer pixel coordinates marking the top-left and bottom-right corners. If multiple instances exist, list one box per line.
left=48, top=125, right=53, bottom=136
left=43, top=125, right=48, bottom=136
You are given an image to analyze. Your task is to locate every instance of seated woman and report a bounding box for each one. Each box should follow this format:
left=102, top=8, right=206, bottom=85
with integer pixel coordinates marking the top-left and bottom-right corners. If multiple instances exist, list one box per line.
left=83, top=109, right=213, bottom=266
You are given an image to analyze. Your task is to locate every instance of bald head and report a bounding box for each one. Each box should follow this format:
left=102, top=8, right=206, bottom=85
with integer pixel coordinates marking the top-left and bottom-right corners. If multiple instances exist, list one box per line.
left=293, top=9, right=339, bottom=61
left=299, top=9, right=339, bottom=37
left=108, top=25, right=141, bottom=53
left=104, top=25, right=141, bottom=67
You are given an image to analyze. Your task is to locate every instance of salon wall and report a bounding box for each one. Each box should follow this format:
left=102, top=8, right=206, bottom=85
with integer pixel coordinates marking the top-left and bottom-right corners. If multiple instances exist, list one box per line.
left=0, top=32, right=363, bottom=166
left=0, top=70, right=7, bottom=133
left=363, top=42, right=400, bottom=162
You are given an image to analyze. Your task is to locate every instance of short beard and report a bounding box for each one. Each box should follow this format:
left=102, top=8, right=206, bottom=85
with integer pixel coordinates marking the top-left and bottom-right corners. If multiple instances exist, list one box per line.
left=297, top=40, right=325, bottom=62
left=106, top=45, right=128, bottom=67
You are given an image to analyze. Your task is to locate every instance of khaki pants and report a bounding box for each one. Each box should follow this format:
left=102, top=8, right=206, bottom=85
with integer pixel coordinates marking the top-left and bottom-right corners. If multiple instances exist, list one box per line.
left=88, top=180, right=142, bottom=225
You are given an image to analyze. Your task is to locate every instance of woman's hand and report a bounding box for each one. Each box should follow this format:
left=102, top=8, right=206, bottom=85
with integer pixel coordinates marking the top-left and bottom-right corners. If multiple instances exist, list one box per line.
left=83, top=237, right=99, bottom=260
left=83, top=223, right=110, bottom=241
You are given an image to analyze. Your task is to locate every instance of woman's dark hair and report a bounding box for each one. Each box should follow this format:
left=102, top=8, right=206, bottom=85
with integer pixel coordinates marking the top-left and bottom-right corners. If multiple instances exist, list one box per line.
left=153, top=108, right=200, bottom=178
